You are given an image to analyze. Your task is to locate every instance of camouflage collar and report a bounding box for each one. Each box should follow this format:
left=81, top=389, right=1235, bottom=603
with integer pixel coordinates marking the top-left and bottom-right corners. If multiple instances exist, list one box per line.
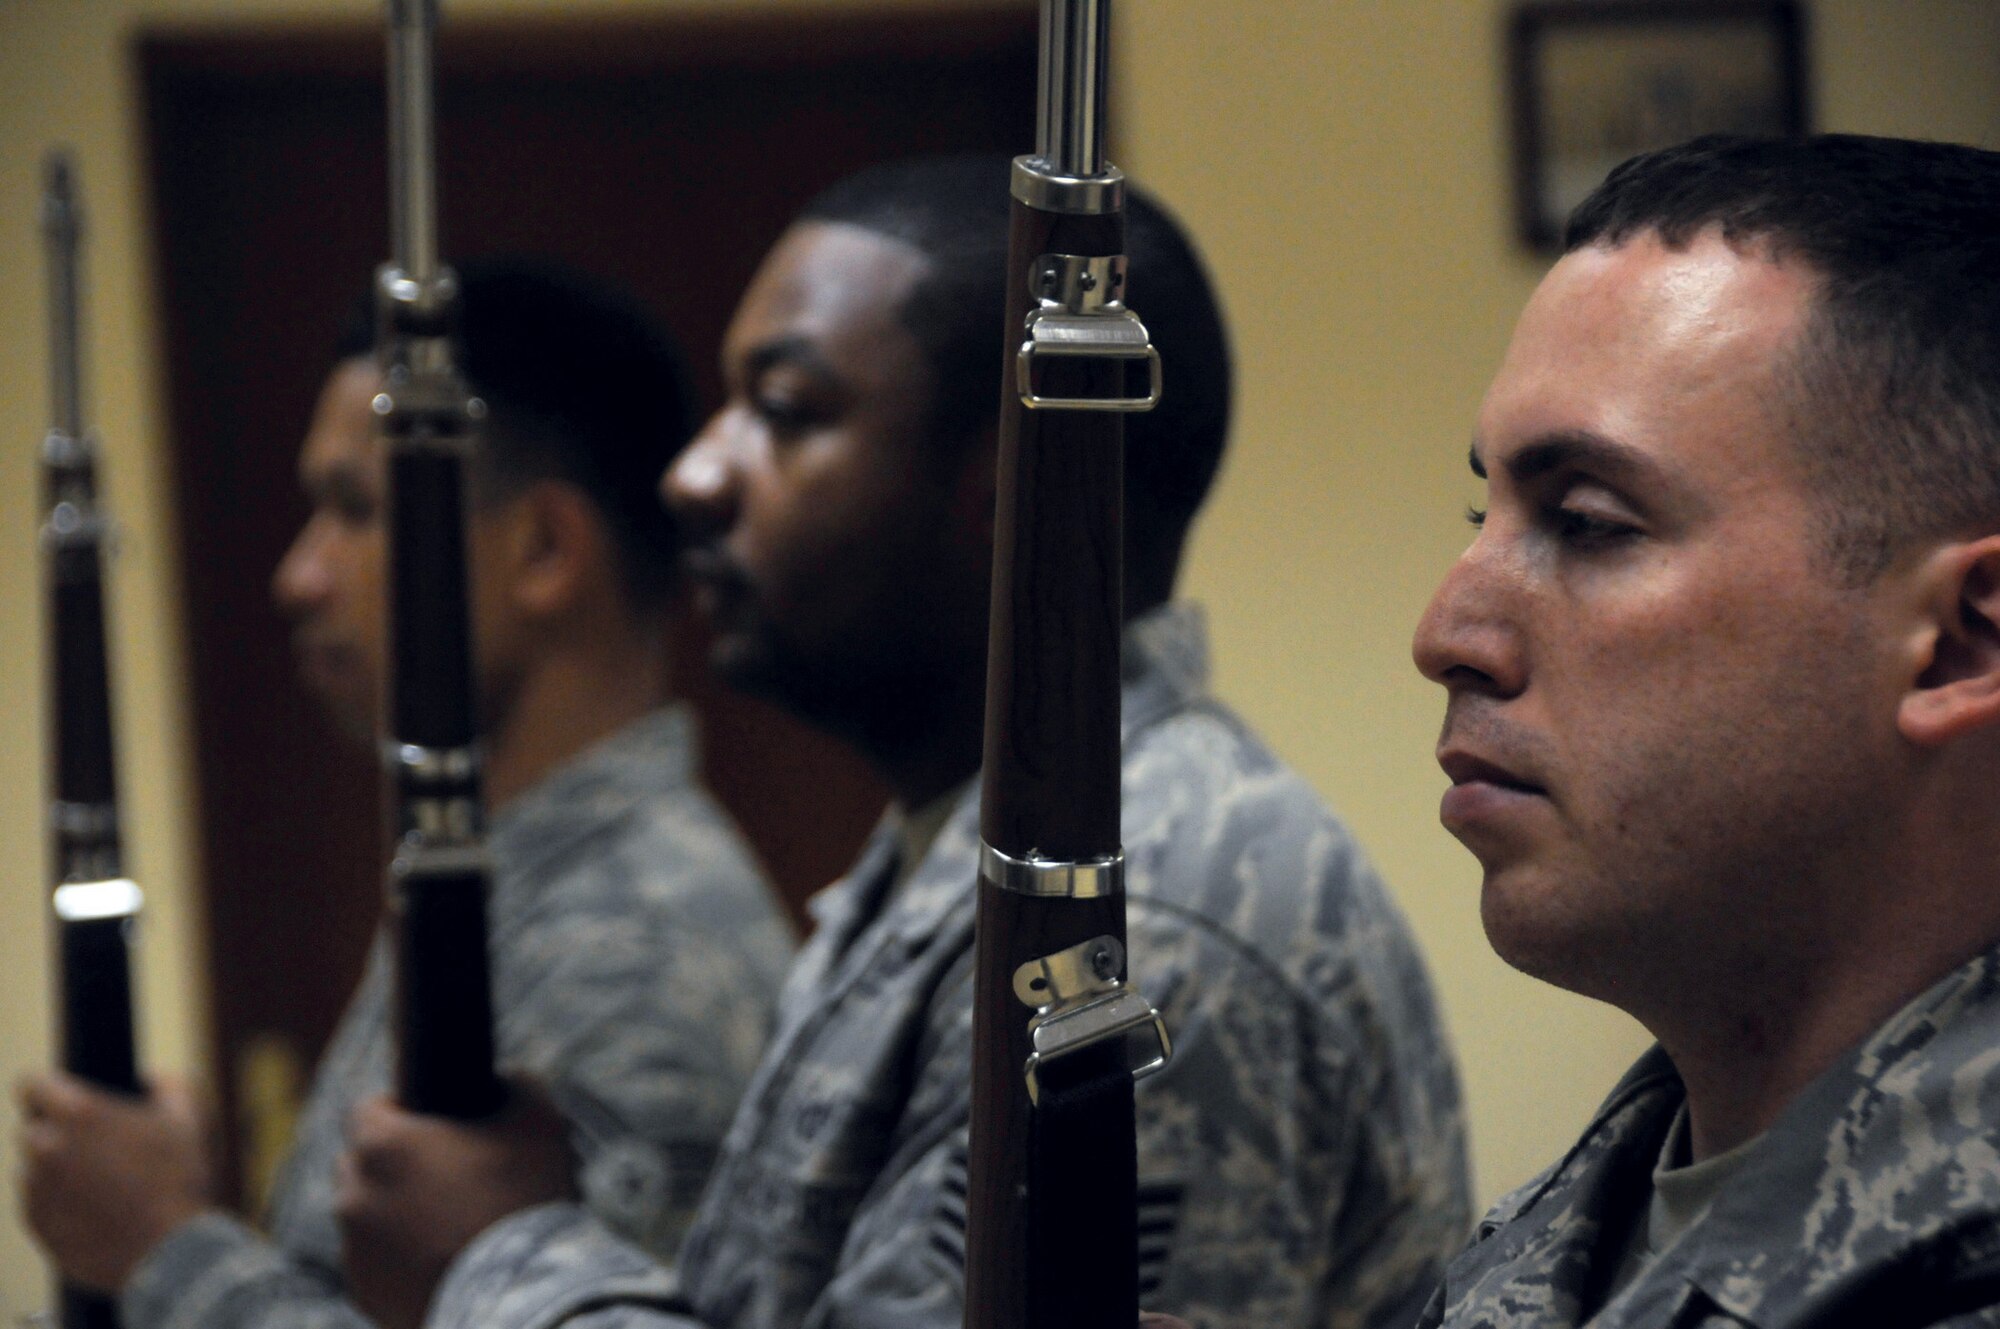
left=1676, top=945, right=2000, bottom=1326
left=1121, top=600, right=1211, bottom=737
left=1472, top=1045, right=1683, bottom=1239
left=1439, top=1047, right=1682, bottom=1325
left=802, top=792, right=982, bottom=956
left=1449, top=946, right=2000, bottom=1328
left=803, top=819, right=900, bottom=948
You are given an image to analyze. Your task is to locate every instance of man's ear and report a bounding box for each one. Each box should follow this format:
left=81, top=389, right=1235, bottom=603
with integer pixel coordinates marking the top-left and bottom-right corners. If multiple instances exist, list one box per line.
left=1899, top=534, right=2000, bottom=746
left=505, top=482, right=611, bottom=621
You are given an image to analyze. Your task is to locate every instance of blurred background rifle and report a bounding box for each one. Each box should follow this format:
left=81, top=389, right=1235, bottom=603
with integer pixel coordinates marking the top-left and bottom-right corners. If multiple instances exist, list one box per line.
left=375, top=0, right=504, bottom=1119
left=964, top=4, right=1169, bottom=1329
left=41, top=149, right=143, bottom=1329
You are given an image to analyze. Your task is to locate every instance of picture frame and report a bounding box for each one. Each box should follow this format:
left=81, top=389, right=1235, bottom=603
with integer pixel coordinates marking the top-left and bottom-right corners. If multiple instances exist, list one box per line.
left=1507, top=1, right=1809, bottom=251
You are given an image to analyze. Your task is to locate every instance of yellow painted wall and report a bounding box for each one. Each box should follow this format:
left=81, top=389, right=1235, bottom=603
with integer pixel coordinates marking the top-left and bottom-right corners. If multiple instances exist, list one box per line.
left=1130, top=0, right=2000, bottom=1212
left=1, top=0, right=1997, bottom=1312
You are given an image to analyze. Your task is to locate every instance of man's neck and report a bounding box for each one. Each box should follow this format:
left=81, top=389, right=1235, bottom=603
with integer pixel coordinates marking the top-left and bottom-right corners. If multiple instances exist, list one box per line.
left=484, top=630, right=669, bottom=811
left=1634, top=760, right=2000, bottom=1160
left=868, top=707, right=983, bottom=813
left=1665, top=907, right=2000, bottom=1161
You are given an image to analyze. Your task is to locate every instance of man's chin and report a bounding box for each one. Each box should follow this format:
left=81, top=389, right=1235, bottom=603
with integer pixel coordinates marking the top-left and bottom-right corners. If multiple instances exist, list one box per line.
left=1480, top=863, right=1577, bottom=969
left=707, top=636, right=877, bottom=743
left=706, top=632, right=776, bottom=696
left=301, top=683, right=379, bottom=749
left=706, top=637, right=823, bottom=719
left=1478, top=864, right=1647, bottom=1004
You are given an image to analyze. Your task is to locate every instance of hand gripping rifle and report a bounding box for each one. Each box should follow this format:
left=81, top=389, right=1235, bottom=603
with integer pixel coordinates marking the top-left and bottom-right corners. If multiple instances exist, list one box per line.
left=40, top=149, right=143, bottom=1329
left=375, top=0, right=504, bottom=1119
left=964, top=5, right=1170, bottom=1329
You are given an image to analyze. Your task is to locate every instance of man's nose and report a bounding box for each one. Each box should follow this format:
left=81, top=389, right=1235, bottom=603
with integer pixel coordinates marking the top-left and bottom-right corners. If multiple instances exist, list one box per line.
left=1411, top=536, right=1526, bottom=699
left=662, top=412, right=740, bottom=544
left=271, top=520, right=331, bottom=616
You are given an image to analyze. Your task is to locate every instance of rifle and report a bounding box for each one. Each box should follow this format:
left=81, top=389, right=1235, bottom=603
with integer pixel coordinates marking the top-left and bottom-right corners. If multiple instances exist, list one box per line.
left=964, top=5, right=1170, bottom=1329
left=375, top=0, right=504, bottom=1119
left=40, top=149, right=142, bottom=1329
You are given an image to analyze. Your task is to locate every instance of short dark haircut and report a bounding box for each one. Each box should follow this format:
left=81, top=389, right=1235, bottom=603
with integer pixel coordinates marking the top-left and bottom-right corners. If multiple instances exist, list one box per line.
left=799, top=155, right=1233, bottom=606
left=337, top=256, right=694, bottom=607
left=1565, top=133, right=2000, bottom=581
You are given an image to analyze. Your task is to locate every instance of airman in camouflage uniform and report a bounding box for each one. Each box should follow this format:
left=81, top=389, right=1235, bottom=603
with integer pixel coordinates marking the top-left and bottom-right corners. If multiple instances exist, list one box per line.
left=18, top=261, right=792, bottom=1329
left=417, top=602, right=1469, bottom=1329
left=124, top=707, right=791, bottom=1329
left=335, top=158, right=1470, bottom=1329
left=1411, top=135, right=2000, bottom=1327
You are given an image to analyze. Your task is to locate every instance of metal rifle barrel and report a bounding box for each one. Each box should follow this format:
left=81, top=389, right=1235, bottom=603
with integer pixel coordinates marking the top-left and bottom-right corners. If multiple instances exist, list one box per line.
left=387, top=0, right=440, bottom=286
left=377, top=0, right=503, bottom=1120
left=42, top=149, right=142, bottom=1329
left=965, top=5, right=1166, bottom=1329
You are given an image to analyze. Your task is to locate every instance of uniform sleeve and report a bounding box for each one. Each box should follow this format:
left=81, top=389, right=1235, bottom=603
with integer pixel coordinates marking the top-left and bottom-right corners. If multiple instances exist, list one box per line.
left=118, top=947, right=390, bottom=1329
left=425, top=1203, right=697, bottom=1329
left=1107, top=721, right=1468, bottom=1329
left=1114, top=856, right=1468, bottom=1329
left=1926, top=1310, right=2000, bottom=1328
left=120, top=1212, right=373, bottom=1329
left=498, top=838, right=791, bottom=1263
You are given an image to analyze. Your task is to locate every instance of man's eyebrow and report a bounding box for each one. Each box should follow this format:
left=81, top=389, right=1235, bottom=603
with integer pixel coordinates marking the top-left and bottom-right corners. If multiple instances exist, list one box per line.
left=743, top=335, right=839, bottom=384
left=1492, top=431, right=1666, bottom=488
left=1468, top=443, right=1486, bottom=480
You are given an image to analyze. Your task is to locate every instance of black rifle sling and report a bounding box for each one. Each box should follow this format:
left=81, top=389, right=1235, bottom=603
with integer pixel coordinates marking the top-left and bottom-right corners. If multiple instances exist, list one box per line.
left=1027, top=1038, right=1140, bottom=1326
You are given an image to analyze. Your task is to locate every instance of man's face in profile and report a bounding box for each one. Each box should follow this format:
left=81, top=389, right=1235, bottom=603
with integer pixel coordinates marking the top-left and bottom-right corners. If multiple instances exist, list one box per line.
left=662, top=220, right=993, bottom=735
left=273, top=357, right=389, bottom=741
left=1413, top=230, right=1910, bottom=1008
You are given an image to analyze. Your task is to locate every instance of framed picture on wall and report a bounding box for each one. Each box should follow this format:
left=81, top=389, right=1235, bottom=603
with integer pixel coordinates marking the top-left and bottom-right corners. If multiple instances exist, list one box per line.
left=1507, top=1, right=1809, bottom=250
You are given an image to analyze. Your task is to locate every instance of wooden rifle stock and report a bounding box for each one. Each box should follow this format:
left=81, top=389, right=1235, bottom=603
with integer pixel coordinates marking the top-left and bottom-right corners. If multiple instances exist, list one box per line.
left=41, top=150, right=142, bottom=1329
left=965, top=6, right=1167, bottom=1329
left=377, top=0, right=503, bottom=1120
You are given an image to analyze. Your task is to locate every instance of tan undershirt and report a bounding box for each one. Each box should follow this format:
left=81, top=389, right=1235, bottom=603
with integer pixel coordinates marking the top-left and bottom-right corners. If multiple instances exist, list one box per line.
left=1601, top=1105, right=1763, bottom=1308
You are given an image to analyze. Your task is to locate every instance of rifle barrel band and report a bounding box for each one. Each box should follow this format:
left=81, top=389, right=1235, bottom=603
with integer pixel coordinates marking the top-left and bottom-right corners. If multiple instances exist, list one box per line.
left=1012, top=155, right=1124, bottom=216
left=53, top=877, right=143, bottom=922
left=388, top=741, right=479, bottom=783
left=390, top=840, right=490, bottom=881
left=980, top=841, right=1124, bottom=898
left=43, top=428, right=95, bottom=469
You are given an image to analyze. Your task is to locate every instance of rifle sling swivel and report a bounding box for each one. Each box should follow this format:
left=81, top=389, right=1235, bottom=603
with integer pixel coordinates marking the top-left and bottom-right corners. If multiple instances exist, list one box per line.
left=1017, top=252, right=1163, bottom=413
left=1013, top=934, right=1172, bottom=1107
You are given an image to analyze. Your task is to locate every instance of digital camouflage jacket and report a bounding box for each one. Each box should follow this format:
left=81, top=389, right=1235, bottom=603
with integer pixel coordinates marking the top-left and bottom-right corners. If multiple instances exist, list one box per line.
left=1422, top=946, right=2000, bottom=1329
left=424, top=602, right=1472, bottom=1329
left=120, top=707, right=793, bottom=1329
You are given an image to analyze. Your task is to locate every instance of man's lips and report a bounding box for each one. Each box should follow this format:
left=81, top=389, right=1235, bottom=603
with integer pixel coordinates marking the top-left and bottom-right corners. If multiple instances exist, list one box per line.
left=679, top=548, right=752, bottom=624
left=289, top=634, right=360, bottom=696
left=680, top=547, right=742, bottom=590
left=293, top=631, right=350, bottom=660
left=1437, top=749, right=1549, bottom=829
left=1438, top=750, right=1545, bottom=794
